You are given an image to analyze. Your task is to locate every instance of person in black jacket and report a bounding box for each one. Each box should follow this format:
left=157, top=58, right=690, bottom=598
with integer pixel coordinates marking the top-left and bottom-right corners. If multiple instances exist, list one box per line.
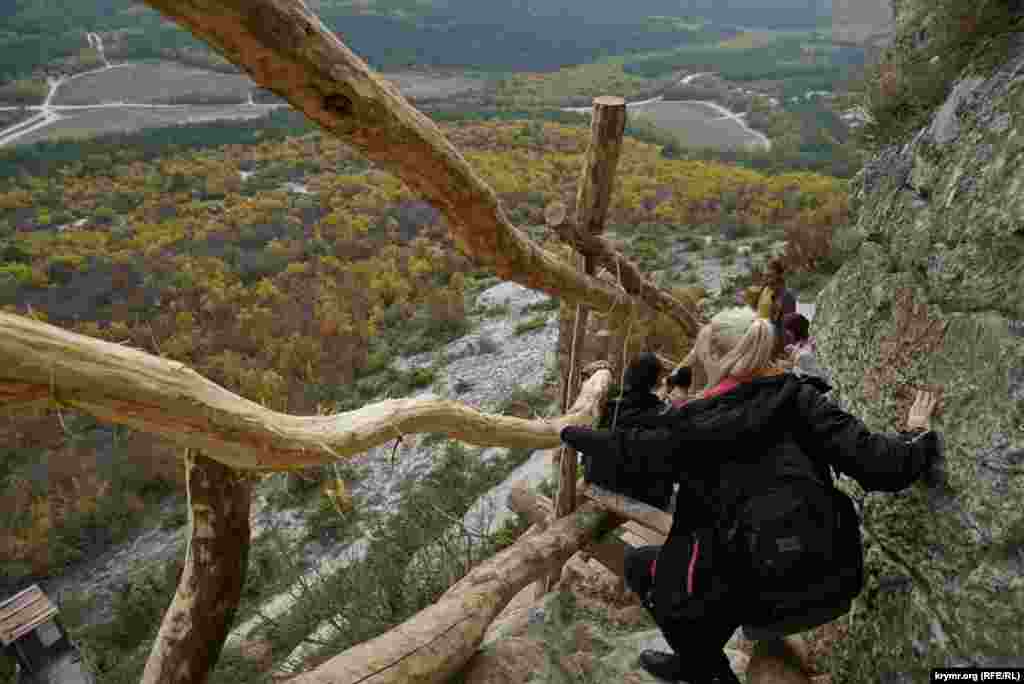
left=561, top=306, right=943, bottom=684
left=586, top=352, right=675, bottom=510
left=600, top=351, right=667, bottom=430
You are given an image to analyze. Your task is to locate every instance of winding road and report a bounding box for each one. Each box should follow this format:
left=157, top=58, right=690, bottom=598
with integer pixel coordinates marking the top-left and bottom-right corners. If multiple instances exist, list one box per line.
left=560, top=71, right=772, bottom=151
left=0, top=33, right=286, bottom=148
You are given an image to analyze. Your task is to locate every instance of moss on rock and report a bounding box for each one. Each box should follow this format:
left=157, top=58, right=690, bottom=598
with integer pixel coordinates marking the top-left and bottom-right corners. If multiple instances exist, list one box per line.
left=816, top=33, right=1024, bottom=679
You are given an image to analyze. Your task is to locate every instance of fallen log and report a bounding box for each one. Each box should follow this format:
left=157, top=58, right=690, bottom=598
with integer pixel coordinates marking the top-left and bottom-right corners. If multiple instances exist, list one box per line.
left=285, top=501, right=620, bottom=683
left=0, top=313, right=612, bottom=471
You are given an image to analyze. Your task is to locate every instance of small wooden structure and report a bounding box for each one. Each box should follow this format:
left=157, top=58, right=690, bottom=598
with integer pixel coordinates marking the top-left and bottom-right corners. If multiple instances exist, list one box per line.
left=0, top=585, right=93, bottom=684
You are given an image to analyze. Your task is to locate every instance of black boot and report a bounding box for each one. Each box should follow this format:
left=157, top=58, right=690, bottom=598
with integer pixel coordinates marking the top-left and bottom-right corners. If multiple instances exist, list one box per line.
left=637, top=650, right=741, bottom=684
left=638, top=650, right=686, bottom=682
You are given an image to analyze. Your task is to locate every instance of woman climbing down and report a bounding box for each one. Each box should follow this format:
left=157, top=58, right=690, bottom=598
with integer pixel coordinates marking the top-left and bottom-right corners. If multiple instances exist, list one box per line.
left=560, top=306, right=942, bottom=684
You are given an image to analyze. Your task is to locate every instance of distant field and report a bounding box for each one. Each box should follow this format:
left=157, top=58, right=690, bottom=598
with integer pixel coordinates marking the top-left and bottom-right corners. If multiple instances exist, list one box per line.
left=629, top=101, right=761, bottom=150
left=13, top=106, right=273, bottom=146
left=7, top=64, right=488, bottom=146
left=53, top=62, right=257, bottom=106
left=51, top=61, right=486, bottom=107
left=495, top=59, right=680, bottom=108
left=381, top=71, right=486, bottom=100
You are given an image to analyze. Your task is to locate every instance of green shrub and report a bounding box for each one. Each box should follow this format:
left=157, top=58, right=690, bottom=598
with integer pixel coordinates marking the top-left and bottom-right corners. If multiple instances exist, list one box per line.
left=0, top=262, right=32, bottom=285
left=498, top=384, right=552, bottom=418
left=522, top=297, right=559, bottom=314
left=713, top=242, right=736, bottom=259
left=861, top=0, right=1024, bottom=148
left=477, top=302, right=511, bottom=318
left=513, top=314, right=549, bottom=336
left=252, top=441, right=545, bottom=675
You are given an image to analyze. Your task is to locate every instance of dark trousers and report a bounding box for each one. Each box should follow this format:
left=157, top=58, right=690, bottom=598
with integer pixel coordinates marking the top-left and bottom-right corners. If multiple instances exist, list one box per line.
left=624, top=544, right=740, bottom=678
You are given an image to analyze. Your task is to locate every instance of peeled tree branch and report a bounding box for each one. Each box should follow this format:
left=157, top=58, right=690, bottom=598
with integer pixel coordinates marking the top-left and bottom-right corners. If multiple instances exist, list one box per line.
left=0, top=313, right=612, bottom=471
left=137, top=0, right=698, bottom=337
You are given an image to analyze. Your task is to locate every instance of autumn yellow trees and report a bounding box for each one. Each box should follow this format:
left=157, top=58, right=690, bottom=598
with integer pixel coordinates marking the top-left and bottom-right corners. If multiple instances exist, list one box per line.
left=0, top=121, right=847, bottom=421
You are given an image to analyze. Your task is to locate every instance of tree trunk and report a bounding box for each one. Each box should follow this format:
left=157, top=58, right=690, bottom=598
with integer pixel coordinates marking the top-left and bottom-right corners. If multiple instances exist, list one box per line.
left=284, top=501, right=620, bottom=684
left=137, top=0, right=700, bottom=335
left=0, top=312, right=612, bottom=471
left=142, top=451, right=252, bottom=684
left=545, top=96, right=627, bottom=594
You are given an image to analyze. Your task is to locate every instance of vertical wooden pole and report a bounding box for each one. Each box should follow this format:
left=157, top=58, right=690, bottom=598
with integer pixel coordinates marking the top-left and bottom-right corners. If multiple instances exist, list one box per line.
left=141, top=452, right=252, bottom=684
left=541, top=95, right=627, bottom=595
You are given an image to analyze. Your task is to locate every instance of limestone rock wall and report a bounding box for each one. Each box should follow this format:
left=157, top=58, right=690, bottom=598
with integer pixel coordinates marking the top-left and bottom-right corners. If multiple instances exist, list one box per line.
left=814, top=36, right=1024, bottom=678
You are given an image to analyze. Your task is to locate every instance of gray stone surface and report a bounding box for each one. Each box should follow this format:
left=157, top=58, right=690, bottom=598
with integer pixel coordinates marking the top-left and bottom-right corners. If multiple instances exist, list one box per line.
left=816, top=41, right=1024, bottom=678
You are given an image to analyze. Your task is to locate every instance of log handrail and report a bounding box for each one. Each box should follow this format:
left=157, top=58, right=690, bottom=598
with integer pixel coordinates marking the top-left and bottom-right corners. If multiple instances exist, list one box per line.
left=0, top=312, right=612, bottom=471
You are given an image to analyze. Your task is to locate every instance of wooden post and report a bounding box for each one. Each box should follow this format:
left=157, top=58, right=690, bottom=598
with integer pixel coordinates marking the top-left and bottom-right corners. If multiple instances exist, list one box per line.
left=542, top=96, right=627, bottom=595
left=142, top=451, right=252, bottom=684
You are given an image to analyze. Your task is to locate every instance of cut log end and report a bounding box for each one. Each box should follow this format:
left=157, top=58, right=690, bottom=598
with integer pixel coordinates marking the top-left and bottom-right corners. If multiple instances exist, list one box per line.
left=592, top=96, right=626, bottom=107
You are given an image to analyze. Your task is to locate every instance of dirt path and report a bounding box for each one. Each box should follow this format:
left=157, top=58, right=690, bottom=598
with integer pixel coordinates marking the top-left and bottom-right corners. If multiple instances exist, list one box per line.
left=0, top=33, right=286, bottom=148
left=560, top=71, right=772, bottom=151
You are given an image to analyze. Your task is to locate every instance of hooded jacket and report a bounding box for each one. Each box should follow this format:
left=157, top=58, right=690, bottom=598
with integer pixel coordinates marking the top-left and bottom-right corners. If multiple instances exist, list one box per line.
left=590, top=389, right=673, bottom=509
left=561, top=372, right=942, bottom=620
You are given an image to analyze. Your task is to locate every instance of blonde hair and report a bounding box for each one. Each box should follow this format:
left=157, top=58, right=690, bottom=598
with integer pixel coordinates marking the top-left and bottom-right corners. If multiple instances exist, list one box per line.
left=689, top=307, right=776, bottom=389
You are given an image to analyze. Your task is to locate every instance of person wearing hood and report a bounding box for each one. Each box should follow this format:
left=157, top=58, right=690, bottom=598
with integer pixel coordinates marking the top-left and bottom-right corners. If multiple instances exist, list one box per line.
left=561, top=306, right=942, bottom=684
left=586, top=352, right=675, bottom=510
left=600, top=351, right=667, bottom=430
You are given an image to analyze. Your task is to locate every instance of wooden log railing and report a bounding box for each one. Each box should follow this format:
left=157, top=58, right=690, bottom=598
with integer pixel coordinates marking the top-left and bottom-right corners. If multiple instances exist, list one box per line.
left=0, top=309, right=615, bottom=683
left=0, top=313, right=612, bottom=471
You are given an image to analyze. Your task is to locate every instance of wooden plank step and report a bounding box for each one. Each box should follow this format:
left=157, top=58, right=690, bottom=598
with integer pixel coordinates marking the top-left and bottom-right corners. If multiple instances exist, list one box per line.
left=0, top=584, right=57, bottom=646
left=622, top=520, right=668, bottom=546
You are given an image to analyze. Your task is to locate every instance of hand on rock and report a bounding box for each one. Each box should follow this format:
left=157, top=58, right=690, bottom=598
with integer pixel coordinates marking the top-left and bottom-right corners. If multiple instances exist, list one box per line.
left=906, top=389, right=939, bottom=431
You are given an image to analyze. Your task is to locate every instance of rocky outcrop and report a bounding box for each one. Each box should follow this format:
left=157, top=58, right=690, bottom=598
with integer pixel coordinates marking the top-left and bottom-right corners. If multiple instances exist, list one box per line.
left=814, top=24, right=1024, bottom=678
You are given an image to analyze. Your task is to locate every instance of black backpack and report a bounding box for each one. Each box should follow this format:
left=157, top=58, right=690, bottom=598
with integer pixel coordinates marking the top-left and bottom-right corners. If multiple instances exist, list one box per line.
left=721, top=455, right=864, bottom=632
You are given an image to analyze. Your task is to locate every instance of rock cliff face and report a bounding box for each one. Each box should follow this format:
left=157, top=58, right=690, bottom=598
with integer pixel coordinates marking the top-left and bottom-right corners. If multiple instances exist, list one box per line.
left=814, top=5, right=1024, bottom=676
